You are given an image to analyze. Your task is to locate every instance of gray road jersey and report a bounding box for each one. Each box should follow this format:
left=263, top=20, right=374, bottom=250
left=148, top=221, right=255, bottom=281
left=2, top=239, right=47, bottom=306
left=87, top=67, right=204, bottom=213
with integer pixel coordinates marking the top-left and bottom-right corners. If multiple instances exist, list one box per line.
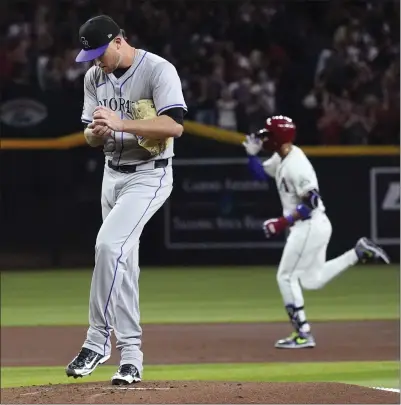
left=81, top=49, right=187, bottom=165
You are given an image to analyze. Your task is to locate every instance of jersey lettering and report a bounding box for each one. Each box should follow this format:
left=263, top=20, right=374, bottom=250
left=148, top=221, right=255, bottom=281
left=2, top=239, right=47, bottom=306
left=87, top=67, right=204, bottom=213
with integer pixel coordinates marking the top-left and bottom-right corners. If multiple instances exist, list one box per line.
left=98, top=98, right=132, bottom=114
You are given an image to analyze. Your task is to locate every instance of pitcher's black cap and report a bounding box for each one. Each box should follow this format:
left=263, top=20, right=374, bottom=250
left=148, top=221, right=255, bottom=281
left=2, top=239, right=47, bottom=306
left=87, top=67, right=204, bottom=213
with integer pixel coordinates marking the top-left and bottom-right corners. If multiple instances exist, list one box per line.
left=76, top=15, right=121, bottom=63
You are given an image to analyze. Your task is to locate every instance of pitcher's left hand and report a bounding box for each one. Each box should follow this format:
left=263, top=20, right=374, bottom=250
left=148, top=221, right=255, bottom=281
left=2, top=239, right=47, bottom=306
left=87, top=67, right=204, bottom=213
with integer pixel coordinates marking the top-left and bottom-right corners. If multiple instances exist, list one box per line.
left=93, top=106, right=124, bottom=132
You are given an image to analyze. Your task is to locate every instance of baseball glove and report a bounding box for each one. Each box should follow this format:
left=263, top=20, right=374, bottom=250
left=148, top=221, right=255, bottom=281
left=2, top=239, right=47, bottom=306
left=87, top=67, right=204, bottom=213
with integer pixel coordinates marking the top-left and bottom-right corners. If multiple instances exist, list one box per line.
left=132, top=99, right=168, bottom=157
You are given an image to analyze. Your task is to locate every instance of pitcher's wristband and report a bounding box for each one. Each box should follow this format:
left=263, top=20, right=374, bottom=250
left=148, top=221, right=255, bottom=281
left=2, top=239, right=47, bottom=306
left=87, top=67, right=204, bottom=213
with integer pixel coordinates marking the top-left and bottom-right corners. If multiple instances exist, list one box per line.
left=285, top=215, right=295, bottom=225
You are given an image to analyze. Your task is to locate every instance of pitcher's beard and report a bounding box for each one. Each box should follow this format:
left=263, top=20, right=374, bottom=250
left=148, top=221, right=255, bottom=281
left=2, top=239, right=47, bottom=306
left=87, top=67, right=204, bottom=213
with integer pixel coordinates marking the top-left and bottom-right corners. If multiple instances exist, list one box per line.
left=100, top=54, right=122, bottom=73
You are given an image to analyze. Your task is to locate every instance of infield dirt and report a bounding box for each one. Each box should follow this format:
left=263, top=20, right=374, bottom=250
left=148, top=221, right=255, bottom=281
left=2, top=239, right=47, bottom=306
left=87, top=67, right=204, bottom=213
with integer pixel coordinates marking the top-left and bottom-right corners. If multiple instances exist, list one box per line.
left=1, top=320, right=399, bottom=403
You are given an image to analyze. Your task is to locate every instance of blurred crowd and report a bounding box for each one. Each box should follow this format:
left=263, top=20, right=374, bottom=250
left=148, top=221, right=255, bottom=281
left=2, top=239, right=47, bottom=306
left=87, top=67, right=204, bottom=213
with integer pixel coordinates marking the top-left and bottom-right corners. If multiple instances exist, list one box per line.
left=1, top=0, right=399, bottom=144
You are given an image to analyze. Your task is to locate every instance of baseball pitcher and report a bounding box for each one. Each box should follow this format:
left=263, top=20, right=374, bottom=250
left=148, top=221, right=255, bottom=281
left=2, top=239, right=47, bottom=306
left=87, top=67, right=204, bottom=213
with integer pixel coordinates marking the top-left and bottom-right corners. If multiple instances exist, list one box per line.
left=242, top=115, right=390, bottom=349
left=65, top=15, right=187, bottom=384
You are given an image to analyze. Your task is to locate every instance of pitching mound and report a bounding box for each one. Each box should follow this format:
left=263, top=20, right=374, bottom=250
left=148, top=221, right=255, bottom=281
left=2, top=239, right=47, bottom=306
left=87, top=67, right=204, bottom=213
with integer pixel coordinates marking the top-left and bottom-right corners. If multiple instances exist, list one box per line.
left=1, top=381, right=399, bottom=404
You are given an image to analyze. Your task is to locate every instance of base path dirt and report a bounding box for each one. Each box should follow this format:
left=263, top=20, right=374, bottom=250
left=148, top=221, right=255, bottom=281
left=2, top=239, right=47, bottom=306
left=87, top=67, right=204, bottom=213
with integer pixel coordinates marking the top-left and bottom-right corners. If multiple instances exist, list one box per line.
left=1, top=382, right=399, bottom=404
left=2, top=321, right=399, bottom=404
left=1, top=320, right=399, bottom=367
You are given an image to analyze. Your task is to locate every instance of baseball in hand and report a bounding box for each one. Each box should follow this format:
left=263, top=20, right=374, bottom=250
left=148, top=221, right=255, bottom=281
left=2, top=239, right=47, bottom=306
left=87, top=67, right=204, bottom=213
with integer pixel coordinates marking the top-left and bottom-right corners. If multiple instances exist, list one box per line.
left=84, top=122, right=111, bottom=147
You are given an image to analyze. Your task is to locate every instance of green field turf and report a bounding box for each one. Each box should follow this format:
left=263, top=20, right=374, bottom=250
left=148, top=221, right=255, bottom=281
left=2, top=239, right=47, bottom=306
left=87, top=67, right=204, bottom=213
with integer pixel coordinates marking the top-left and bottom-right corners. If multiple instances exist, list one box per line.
left=1, top=266, right=399, bottom=326
left=1, top=361, right=399, bottom=389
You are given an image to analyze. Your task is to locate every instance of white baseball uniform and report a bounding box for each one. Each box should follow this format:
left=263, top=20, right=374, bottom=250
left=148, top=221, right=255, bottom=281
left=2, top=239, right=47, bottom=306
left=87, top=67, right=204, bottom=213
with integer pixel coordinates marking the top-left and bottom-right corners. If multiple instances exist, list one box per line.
left=263, top=145, right=358, bottom=332
left=80, top=49, right=187, bottom=375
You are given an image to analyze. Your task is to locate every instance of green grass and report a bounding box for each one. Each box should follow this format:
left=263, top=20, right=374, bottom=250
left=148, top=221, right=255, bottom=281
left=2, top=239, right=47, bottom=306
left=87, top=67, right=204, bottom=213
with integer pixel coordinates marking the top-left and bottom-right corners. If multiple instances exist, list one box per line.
left=1, top=266, right=399, bottom=326
left=1, top=362, right=399, bottom=389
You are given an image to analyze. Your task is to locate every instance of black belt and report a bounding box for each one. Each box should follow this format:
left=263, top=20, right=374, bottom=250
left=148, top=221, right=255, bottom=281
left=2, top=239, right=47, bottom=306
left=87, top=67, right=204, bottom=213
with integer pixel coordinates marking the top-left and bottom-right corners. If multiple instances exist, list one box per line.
left=108, top=159, right=168, bottom=173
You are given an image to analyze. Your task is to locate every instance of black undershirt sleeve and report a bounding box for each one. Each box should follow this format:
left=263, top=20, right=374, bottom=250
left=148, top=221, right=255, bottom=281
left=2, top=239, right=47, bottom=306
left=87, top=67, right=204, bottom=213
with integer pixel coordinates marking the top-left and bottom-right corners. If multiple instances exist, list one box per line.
left=160, top=107, right=185, bottom=125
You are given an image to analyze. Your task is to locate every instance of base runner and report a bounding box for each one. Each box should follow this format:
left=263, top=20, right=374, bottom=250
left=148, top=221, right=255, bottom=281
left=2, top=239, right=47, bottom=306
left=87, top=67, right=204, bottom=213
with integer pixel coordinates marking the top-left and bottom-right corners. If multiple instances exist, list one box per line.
left=65, top=15, right=187, bottom=384
left=242, top=115, right=390, bottom=349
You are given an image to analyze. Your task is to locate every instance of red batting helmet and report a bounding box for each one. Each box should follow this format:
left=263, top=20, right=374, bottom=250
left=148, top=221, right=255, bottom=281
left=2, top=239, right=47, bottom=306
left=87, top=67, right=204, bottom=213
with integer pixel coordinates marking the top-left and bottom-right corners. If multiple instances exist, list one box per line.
left=262, top=115, right=296, bottom=151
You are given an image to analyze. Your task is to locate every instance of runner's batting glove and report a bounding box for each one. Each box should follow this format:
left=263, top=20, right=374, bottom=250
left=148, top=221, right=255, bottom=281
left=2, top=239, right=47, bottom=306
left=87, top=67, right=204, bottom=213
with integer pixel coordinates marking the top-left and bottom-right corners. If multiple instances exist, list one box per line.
left=242, top=133, right=263, bottom=156
left=263, top=215, right=294, bottom=238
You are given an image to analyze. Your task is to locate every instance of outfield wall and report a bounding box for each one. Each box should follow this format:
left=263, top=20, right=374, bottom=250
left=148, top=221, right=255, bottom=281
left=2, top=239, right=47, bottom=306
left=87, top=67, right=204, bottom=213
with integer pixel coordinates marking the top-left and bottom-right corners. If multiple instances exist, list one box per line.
left=1, top=147, right=399, bottom=268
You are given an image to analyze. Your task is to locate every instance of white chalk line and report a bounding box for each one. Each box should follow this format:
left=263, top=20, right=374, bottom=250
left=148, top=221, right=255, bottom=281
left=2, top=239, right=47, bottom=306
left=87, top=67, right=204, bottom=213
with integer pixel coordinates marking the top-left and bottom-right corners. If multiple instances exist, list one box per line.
left=17, top=386, right=172, bottom=397
left=100, top=387, right=172, bottom=391
left=372, top=387, right=400, bottom=393
left=19, top=391, right=41, bottom=396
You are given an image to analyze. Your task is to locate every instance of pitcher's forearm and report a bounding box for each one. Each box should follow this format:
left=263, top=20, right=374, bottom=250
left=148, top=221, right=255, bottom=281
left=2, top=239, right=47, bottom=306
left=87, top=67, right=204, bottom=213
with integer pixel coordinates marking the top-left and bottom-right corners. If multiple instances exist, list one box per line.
left=122, top=116, right=183, bottom=139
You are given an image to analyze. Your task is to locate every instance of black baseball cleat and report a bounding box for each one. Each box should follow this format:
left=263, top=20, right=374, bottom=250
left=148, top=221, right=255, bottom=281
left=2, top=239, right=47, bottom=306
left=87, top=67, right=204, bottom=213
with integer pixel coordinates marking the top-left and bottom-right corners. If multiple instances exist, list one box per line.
left=355, top=237, right=391, bottom=264
left=65, top=348, right=110, bottom=378
left=111, top=364, right=142, bottom=385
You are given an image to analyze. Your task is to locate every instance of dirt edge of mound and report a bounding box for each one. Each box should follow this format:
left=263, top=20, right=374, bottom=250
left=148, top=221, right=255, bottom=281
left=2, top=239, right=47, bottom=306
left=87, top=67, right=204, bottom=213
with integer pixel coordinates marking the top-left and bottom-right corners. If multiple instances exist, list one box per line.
left=1, top=381, right=399, bottom=404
